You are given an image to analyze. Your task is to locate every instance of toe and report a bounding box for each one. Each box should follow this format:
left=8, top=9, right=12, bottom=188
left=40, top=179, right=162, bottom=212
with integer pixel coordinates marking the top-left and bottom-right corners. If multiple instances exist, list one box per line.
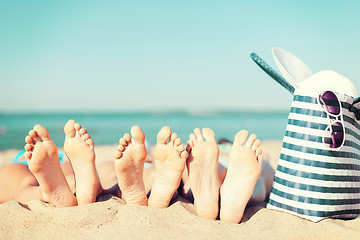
left=256, top=147, right=262, bottom=157
left=194, top=128, right=203, bottom=141
left=24, top=152, right=32, bottom=160
left=123, top=133, right=131, bottom=143
left=74, top=122, right=81, bottom=131
left=28, top=130, right=39, bottom=143
left=24, top=144, right=33, bottom=151
left=178, top=144, right=185, bottom=153
left=174, top=137, right=181, bottom=147
left=117, top=144, right=125, bottom=152
left=170, top=133, right=178, bottom=143
left=131, top=125, right=145, bottom=144
left=83, top=133, right=91, bottom=141
left=187, top=139, right=194, bottom=148
left=74, top=123, right=81, bottom=137
left=157, top=126, right=171, bottom=144
left=189, top=133, right=197, bottom=143
left=33, top=125, right=52, bottom=142
left=119, top=138, right=127, bottom=146
left=181, top=151, right=188, bottom=159
left=25, top=135, right=34, bottom=144
left=79, top=128, right=87, bottom=136
left=64, top=119, right=76, bottom=138
left=233, top=130, right=249, bottom=146
left=202, top=128, right=216, bottom=142
left=114, top=150, right=122, bottom=159
left=252, top=139, right=261, bottom=152
left=245, top=134, right=257, bottom=148
left=86, top=139, right=94, bottom=148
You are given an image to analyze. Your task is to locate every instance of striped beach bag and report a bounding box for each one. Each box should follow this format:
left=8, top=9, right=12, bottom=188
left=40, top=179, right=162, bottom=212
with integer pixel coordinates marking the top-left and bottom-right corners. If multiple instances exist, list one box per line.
left=251, top=48, right=360, bottom=222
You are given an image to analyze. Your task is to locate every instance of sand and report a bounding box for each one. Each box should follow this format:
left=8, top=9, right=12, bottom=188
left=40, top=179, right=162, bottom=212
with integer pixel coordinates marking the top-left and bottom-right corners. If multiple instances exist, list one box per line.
left=1, top=141, right=360, bottom=240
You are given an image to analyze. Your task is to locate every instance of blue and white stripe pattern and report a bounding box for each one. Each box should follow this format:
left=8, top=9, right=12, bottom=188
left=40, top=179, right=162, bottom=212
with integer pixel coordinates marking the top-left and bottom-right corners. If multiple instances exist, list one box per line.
left=267, top=89, right=360, bottom=222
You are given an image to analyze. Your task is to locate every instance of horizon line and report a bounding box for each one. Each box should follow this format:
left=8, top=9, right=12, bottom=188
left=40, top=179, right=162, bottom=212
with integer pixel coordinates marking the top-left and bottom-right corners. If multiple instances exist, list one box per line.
left=0, top=109, right=289, bottom=115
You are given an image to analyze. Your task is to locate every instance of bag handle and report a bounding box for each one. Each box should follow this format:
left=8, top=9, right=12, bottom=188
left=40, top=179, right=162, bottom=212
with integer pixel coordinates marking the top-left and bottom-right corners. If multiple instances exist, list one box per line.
left=251, top=52, right=295, bottom=94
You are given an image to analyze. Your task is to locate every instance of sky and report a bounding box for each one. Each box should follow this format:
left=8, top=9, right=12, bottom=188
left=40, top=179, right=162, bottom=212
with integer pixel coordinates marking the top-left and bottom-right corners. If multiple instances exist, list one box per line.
left=1, top=0, right=360, bottom=113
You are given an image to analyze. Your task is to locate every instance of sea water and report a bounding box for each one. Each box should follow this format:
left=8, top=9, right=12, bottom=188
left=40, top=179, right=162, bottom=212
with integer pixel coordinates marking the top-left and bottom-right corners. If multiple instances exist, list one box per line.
left=0, top=112, right=288, bottom=150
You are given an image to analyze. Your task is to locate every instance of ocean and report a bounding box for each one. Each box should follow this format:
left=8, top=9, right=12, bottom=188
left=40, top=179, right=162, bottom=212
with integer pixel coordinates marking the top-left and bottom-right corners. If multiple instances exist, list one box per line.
left=0, top=112, right=288, bottom=150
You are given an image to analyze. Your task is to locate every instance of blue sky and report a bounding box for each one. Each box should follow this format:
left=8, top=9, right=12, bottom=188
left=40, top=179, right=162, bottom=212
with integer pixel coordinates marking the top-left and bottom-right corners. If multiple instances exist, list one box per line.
left=1, top=1, right=359, bottom=113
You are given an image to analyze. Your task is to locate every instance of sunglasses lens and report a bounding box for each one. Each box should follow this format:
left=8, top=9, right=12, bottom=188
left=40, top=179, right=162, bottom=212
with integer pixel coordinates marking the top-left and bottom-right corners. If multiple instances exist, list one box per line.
left=319, top=91, right=341, bottom=115
left=323, top=122, right=344, bottom=148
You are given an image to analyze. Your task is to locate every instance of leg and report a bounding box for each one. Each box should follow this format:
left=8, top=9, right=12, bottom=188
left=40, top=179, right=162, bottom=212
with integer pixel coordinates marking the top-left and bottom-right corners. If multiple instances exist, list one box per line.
left=220, top=130, right=263, bottom=223
left=64, top=119, right=102, bottom=205
left=186, top=128, right=220, bottom=219
left=261, top=160, right=276, bottom=201
left=143, top=165, right=155, bottom=195
left=113, top=125, right=148, bottom=206
left=0, top=159, right=78, bottom=204
left=96, top=161, right=118, bottom=190
left=148, top=126, right=188, bottom=208
left=24, top=125, right=77, bottom=207
left=60, top=160, right=76, bottom=194
left=0, top=163, right=40, bottom=203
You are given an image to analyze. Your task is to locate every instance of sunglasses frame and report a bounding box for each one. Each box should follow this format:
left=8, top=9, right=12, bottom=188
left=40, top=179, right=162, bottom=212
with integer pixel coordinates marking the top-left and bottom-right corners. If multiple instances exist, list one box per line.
left=318, top=91, right=346, bottom=151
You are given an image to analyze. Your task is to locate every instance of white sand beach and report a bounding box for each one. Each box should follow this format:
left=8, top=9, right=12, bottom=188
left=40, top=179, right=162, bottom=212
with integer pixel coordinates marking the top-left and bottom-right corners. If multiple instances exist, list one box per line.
left=0, top=141, right=359, bottom=240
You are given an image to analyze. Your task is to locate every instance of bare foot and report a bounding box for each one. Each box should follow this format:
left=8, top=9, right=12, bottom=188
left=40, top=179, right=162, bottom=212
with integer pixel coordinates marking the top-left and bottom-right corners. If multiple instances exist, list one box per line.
left=64, top=120, right=102, bottom=205
left=220, top=130, right=263, bottom=223
left=24, top=125, right=77, bottom=207
left=186, top=128, right=220, bottom=219
left=148, top=126, right=188, bottom=208
left=114, top=126, right=148, bottom=206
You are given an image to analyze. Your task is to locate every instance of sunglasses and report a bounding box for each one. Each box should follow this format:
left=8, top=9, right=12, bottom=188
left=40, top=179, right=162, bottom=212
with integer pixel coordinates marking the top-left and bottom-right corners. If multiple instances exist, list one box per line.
left=318, top=91, right=345, bottom=150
